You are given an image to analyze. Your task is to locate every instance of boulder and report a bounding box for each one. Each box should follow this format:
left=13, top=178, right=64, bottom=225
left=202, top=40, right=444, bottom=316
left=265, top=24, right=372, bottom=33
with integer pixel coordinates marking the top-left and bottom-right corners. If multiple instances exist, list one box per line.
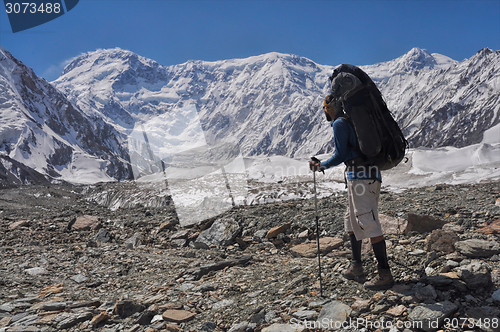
left=454, top=239, right=500, bottom=258
left=408, top=301, right=458, bottom=332
left=266, top=223, right=291, bottom=238
left=457, top=261, right=492, bottom=289
left=290, top=237, right=343, bottom=258
left=379, top=213, right=407, bottom=235
left=194, top=217, right=241, bottom=248
left=425, top=229, right=459, bottom=254
left=405, top=213, right=447, bottom=235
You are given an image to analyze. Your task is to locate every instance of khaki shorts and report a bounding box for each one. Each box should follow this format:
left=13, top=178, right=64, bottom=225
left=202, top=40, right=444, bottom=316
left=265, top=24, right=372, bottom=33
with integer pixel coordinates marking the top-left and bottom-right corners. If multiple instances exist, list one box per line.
left=344, top=179, right=383, bottom=240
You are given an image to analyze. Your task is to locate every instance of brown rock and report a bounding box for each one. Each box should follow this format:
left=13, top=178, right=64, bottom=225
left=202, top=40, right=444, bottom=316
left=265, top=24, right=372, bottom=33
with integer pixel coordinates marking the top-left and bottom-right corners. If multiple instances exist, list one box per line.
left=405, top=213, right=447, bottom=234
left=290, top=237, right=343, bottom=258
left=386, top=304, right=407, bottom=317
left=425, top=229, right=459, bottom=253
left=8, top=220, right=29, bottom=230
left=379, top=214, right=407, bottom=235
left=70, top=215, right=101, bottom=231
left=0, top=317, right=12, bottom=328
left=39, top=283, right=64, bottom=296
left=351, top=299, right=370, bottom=312
left=476, top=218, right=500, bottom=235
left=162, top=310, right=196, bottom=323
left=90, top=312, right=110, bottom=326
left=266, top=223, right=291, bottom=238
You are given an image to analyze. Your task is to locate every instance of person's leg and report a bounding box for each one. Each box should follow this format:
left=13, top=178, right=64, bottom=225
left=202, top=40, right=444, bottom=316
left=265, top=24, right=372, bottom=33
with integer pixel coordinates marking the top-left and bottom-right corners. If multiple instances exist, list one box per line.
left=342, top=183, right=365, bottom=282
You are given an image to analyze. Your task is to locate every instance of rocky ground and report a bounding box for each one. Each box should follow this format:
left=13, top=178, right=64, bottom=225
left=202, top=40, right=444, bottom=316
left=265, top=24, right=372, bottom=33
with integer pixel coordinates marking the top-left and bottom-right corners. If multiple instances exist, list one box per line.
left=0, top=180, right=500, bottom=332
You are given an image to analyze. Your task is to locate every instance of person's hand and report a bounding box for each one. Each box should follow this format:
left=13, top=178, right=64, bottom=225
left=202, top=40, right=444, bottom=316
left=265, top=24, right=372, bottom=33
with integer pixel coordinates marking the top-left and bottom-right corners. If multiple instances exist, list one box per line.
left=309, top=160, right=321, bottom=172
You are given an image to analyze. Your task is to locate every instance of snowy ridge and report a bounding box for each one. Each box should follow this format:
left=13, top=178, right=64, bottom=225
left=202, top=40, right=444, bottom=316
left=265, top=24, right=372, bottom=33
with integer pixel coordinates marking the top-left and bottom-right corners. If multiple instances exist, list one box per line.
left=0, top=46, right=133, bottom=185
left=0, top=46, right=499, bottom=188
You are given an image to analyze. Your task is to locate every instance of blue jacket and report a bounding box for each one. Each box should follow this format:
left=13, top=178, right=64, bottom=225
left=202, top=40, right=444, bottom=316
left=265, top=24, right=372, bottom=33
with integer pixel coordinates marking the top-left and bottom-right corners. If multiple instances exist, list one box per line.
left=320, top=118, right=382, bottom=182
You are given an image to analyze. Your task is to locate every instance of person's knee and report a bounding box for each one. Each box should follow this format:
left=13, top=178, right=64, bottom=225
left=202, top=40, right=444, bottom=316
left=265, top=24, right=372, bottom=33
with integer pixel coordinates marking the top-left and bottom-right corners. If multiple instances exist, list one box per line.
left=370, top=235, right=384, bottom=244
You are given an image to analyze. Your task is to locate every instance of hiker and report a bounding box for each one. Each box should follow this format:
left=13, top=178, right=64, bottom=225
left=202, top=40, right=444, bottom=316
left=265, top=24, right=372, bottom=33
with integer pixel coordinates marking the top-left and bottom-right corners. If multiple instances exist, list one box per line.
left=309, top=65, right=395, bottom=291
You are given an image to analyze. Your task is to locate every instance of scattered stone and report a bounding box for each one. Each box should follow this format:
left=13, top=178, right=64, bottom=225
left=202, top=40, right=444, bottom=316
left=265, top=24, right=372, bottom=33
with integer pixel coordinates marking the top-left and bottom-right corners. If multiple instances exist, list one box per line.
left=95, top=228, right=112, bottom=243
left=266, top=223, right=291, bottom=238
left=24, top=267, right=48, bottom=276
left=405, top=213, right=447, bottom=234
left=161, top=310, right=196, bottom=323
left=261, top=323, right=304, bottom=332
left=113, top=300, right=145, bottom=318
left=454, top=239, right=500, bottom=258
left=292, top=309, right=317, bottom=320
left=8, top=220, right=29, bottom=230
left=227, top=321, right=256, bottom=332
left=457, top=261, right=492, bottom=289
left=290, top=237, right=343, bottom=258
left=379, top=213, right=407, bottom=235
left=317, top=301, right=352, bottom=328
left=408, top=301, right=458, bottom=332
left=351, top=299, right=370, bottom=313
left=69, top=215, right=100, bottom=231
left=425, top=229, right=459, bottom=254
left=415, top=284, right=437, bottom=301
left=185, top=255, right=252, bottom=280
left=194, top=217, right=241, bottom=248
left=70, top=273, right=88, bottom=284
left=90, top=312, right=110, bottom=326
left=492, top=289, right=500, bottom=303
left=476, top=218, right=500, bottom=235
left=386, top=304, right=407, bottom=316
left=125, top=232, right=143, bottom=248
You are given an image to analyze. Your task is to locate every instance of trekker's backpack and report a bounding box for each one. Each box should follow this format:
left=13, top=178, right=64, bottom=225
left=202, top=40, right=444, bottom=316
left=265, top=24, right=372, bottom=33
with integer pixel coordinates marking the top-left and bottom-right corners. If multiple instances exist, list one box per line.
left=329, top=64, right=408, bottom=171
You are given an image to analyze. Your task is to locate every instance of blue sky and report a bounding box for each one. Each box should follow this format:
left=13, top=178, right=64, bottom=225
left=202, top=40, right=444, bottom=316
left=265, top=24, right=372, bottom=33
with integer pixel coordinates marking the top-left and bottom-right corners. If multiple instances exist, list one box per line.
left=0, top=0, right=499, bottom=82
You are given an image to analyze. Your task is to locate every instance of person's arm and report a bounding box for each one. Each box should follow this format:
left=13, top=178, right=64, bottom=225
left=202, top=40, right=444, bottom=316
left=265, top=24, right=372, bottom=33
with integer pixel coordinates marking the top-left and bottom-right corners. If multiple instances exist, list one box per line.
left=321, top=119, right=351, bottom=170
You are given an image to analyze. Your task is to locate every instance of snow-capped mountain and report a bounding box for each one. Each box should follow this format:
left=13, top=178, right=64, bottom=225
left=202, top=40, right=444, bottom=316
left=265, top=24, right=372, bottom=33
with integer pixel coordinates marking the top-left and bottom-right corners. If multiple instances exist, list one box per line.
left=54, top=47, right=499, bottom=159
left=0, top=46, right=132, bottom=185
left=364, top=47, right=500, bottom=148
left=0, top=46, right=498, bottom=185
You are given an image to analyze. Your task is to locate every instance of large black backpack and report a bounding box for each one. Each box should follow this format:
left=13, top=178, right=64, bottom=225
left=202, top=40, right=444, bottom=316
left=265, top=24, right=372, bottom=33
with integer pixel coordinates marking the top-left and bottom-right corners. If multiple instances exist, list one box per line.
left=329, top=64, right=408, bottom=171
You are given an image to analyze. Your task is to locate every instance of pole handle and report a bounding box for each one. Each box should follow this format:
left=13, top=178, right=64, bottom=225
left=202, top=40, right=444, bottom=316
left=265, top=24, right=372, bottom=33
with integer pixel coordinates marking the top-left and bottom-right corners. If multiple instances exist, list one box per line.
left=311, top=156, right=324, bottom=174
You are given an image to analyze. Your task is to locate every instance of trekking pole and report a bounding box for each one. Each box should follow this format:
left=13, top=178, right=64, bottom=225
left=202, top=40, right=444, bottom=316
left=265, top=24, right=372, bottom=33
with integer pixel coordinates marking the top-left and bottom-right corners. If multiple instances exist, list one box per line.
left=311, top=157, right=324, bottom=297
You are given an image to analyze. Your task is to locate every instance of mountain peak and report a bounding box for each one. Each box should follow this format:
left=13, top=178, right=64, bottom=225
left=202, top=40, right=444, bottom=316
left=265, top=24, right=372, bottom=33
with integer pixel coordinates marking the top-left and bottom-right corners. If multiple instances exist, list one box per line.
left=61, top=48, right=160, bottom=78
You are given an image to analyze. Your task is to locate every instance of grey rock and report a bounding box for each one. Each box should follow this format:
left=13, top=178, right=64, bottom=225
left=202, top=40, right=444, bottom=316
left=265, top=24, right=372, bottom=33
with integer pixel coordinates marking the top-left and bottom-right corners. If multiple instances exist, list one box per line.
left=212, top=299, right=234, bottom=311
left=0, top=304, right=14, bottom=313
left=194, top=217, right=241, bottom=247
left=24, top=267, right=48, bottom=276
left=292, top=309, right=317, bottom=320
left=408, top=301, right=458, bottom=332
left=70, top=273, right=88, bottom=284
left=228, top=321, right=256, bottom=332
left=457, top=261, right=492, bottom=289
left=95, top=228, right=112, bottom=243
left=192, top=282, right=215, bottom=292
left=317, top=301, right=352, bottom=327
left=415, top=284, right=438, bottom=301
left=38, top=301, right=67, bottom=311
left=125, top=232, right=143, bottom=248
left=465, top=306, right=500, bottom=332
left=55, top=311, right=93, bottom=329
left=492, top=289, right=500, bottom=303
left=262, top=323, right=305, bottom=332
left=454, top=239, right=500, bottom=258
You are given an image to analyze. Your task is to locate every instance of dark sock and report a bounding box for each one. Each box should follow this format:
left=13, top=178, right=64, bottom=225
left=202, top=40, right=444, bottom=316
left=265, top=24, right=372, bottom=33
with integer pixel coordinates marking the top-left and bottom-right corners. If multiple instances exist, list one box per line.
left=349, top=233, right=362, bottom=264
left=372, top=240, right=390, bottom=270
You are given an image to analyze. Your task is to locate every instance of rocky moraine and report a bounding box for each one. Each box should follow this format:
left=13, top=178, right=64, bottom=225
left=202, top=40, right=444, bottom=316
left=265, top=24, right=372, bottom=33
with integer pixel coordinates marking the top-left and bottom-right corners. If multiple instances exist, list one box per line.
left=0, top=180, right=499, bottom=332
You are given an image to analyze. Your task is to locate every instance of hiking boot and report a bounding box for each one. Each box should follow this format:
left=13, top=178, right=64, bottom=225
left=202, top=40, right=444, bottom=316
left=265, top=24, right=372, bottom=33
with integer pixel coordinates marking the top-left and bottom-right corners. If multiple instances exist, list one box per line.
left=363, top=268, right=394, bottom=290
left=342, top=261, right=365, bottom=282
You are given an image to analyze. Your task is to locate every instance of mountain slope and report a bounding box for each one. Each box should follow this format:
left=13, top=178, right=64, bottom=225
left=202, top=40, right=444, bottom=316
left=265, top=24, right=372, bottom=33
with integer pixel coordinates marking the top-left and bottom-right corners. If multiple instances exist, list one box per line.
left=54, top=47, right=500, bottom=163
left=0, top=46, right=133, bottom=183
